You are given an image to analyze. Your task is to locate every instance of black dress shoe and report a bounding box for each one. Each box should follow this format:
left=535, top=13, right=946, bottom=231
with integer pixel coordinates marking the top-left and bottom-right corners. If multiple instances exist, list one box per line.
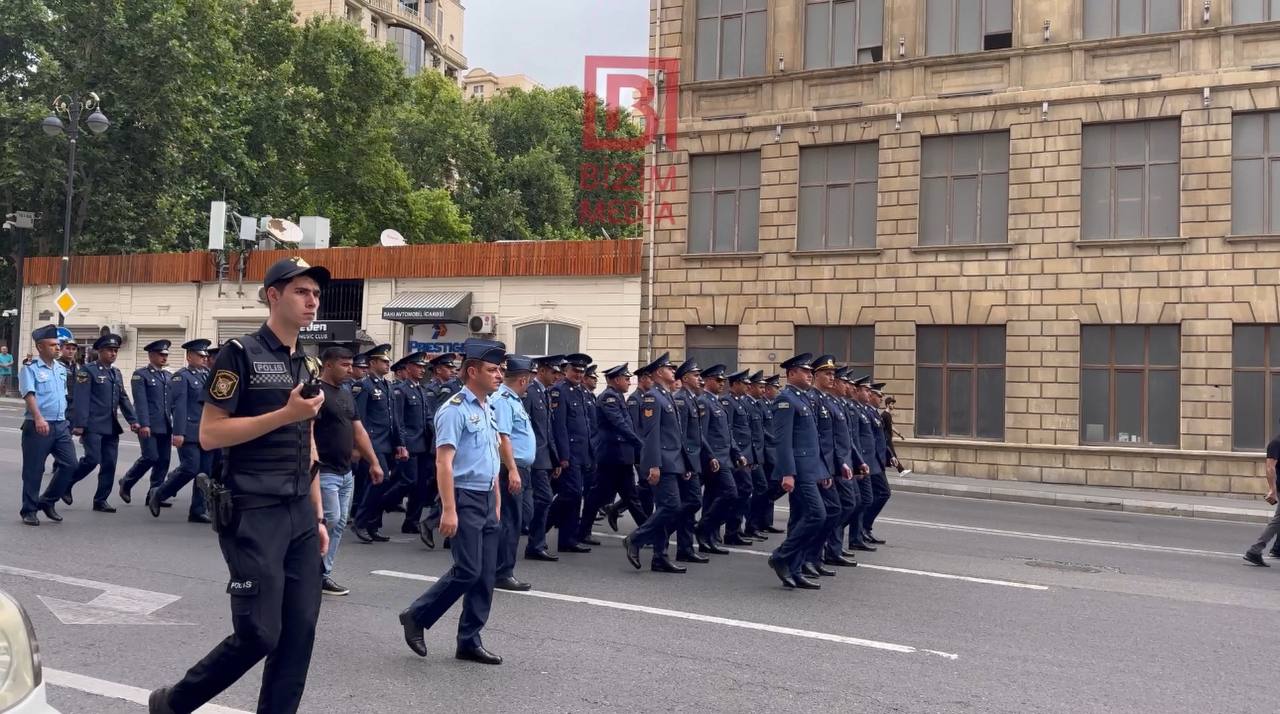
left=1244, top=552, right=1270, bottom=567
left=61, top=492, right=73, bottom=506
left=676, top=551, right=710, bottom=564
left=840, top=549, right=856, bottom=557
left=21, top=513, right=38, bottom=526
left=814, top=564, right=837, bottom=577
left=419, top=527, right=435, bottom=549
left=580, top=536, right=602, bottom=546
left=698, top=542, right=730, bottom=555
left=767, top=556, right=796, bottom=588
left=353, top=527, right=374, bottom=544
left=148, top=686, right=177, bottom=714
left=850, top=543, right=877, bottom=552
left=722, top=534, right=753, bottom=546
left=800, top=563, right=821, bottom=578
left=525, top=549, right=559, bottom=562
left=118, top=481, right=132, bottom=504
left=762, top=525, right=786, bottom=534
left=398, top=610, right=428, bottom=657
left=93, top=501, right=116, bottom=513
left=606, top=506, right=620, bottom=533
left=456, top=645, right=503, bottom=665
left=370, top=530, right=391, bottom=543
left=39, top=503, right=62, bottom=522
left=494, top=576, right=532, bottom=592
left=401, top=522, right=420, bottom=535
left=743, top=530, right=769, bottom=541
left=560, top=543, right=592, bottom=553
left=159, top=500, right=173, bottom=508
left=623, top=535, right=641, bottom=570
left=651, top=560, right=686, bottom=573
left=146, top=488, right=163, bottom=518
left=187, top=513, right=212, bottom=524
left=793, top=575, right=821, bottom=590
left=865, top=533, right=886, bottom=544
left=824, top=555, right=858, bottom=567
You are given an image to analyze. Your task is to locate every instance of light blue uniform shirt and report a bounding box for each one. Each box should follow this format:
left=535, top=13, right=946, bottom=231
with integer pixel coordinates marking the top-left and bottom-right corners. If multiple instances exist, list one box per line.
left=434, top=386, right=500, bottom=492
left=493, top=383, right=536, bottom=468
left=20, top=358, right=68, bottom=422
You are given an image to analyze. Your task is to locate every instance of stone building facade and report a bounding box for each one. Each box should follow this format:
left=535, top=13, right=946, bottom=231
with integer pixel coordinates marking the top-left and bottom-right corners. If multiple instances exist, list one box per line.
left=643, top=0, right=1280, bottom=496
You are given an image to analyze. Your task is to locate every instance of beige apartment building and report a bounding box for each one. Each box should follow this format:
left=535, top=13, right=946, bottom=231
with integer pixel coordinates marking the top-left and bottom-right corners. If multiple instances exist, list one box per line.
left=293, top=0, right=467, bottom=79
left=644, top=0, right=1280, bottom=496
left=462, top=68, right=543, bottom=100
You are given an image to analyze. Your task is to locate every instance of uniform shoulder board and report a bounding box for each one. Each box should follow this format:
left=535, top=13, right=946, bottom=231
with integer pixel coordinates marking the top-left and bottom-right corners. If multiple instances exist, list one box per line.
left=449, top=394, right=463, bottom=405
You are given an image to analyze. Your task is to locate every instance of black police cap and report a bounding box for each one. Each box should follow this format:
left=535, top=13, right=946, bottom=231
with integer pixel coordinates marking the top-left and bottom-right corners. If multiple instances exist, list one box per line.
left=94, top=334, right=123, bottom=350
left=263, top=256, right=330, bottom=290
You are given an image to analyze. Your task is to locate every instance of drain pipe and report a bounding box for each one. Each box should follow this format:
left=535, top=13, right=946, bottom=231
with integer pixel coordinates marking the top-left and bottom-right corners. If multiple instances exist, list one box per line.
left=644, top=0, right=663, bottom=361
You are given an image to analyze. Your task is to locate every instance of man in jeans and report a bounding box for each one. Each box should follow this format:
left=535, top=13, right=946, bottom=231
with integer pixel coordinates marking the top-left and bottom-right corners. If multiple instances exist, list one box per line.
left=1243, top=426, right=1280, bottom=566
left=315, top=346, right=384, bottom=595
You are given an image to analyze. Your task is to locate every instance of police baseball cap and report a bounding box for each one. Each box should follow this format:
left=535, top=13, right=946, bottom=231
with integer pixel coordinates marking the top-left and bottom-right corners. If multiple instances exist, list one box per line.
left=263, top=256, right=330, bottom=290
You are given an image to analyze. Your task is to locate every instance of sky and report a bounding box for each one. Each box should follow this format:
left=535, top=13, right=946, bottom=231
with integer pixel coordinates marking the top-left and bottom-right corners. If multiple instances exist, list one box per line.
left=462, top=0, right=650, bottom=88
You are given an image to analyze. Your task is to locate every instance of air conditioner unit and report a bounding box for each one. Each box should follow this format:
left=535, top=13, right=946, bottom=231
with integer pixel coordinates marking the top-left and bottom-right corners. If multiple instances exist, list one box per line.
left=468, top=313, right=496, bottom=334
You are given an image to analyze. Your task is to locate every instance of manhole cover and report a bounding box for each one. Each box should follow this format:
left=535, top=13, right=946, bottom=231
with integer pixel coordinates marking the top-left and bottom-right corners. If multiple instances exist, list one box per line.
left=1022, top=559, right=1105, bottom=574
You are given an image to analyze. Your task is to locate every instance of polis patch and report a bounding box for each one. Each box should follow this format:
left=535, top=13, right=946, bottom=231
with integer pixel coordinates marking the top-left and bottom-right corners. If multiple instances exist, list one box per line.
left=210, top=370, right=239, bottom=400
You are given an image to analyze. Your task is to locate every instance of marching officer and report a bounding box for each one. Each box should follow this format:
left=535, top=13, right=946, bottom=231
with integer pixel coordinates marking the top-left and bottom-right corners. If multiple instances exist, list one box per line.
left=723, top=370, right=758, bottom=545
left=766, top=354, right=824, bottom=590
left=864, top=382, right=893, bottom=543
left=352, top=345, right=407, bottom=543
left=695, top=364, right=739, bottom=555
left=814, top=360, right=862, bottom=569
left=579, top=364, right=601, bottom=541
left=622, top=352, right=688, bottom=573
left=523, top=355, right=560, bottom=561
left=741, top=371, right=770, bottom=541
left=493, top=355, right=536, bottom=592
left=799, top=355, right=842, bottom=580
left=391, top=353, right=431, bottom=537
left=55, top=333, right=138, bottom=512
left=548, top=352, right=594, bottom=554
left=119, top=340, right=173, bottom=505
left=673, top=359, right=711, bottom=564
left=623, top=363, right=657, bottom=521
left=417, top=353, right=459, bottom=543
left=579, top=363, right=645, bottom=545
left=17, top=324, right=78, bottom=526
left=147, top=339, right=212, bottom=523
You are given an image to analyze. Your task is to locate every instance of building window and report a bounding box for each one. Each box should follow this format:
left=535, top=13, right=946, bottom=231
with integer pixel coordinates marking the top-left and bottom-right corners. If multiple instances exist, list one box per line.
left=1080, top=325, right=1180, bottom=446
left=472, top=84, right=485, bottom=96
left=919, top=132, right=1009, bottom=246
left=916, top=326, right=1005, bottom=439
left=1084, top=0, right=1179, bottom=38
left=1232, top=325, right=1280, bottom=451
left=346, top=4, right=362, bottom=23
left=689, top=152, right=761, bottom=254
left=317, top=279, right=364, bottom=325
left=514, top=322, right=580, bottom=356
left=386, top=26, right=426, bottom=76
left=686, top=325, right=739, bottom=371
left=804, top=0, right=884, bottom=69
left=925, top=0, right=1012, bottom=56
left=795, top=326, right=874, bottom=374
left=798, top=143, right=878, bottom=251
left=370, top=18, right=378, bottom=38
left=695, top=0, right=768, bottom=80
left=1231, top=112, right=1280, bottom=235
left=1081, top=120, right=1180, bottom=241
left=1235, top=0, right=1280, bottom=22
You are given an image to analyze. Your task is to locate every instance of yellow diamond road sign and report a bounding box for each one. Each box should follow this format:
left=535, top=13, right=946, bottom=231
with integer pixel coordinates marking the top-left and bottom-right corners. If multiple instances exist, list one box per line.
left=55, top=289, right=77, bottom=317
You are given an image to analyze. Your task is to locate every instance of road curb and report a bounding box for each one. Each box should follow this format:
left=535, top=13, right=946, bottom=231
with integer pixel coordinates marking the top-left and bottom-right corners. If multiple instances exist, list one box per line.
left=892, top=479, right=1273, bottom=524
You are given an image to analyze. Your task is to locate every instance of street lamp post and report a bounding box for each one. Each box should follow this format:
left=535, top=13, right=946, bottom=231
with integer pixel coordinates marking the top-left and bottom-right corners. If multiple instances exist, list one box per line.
left=42, top=92, right=110, bottom=326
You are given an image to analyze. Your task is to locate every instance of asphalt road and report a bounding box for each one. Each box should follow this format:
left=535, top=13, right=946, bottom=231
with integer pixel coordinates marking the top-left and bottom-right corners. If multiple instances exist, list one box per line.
left=0, top=401, right=1277, bottom=713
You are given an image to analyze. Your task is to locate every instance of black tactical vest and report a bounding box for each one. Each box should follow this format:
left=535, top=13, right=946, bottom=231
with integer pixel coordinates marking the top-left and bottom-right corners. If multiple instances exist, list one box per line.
left=224, top=332, right=319, bottom=499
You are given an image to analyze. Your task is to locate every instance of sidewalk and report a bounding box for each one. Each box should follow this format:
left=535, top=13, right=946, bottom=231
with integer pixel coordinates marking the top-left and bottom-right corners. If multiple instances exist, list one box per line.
left=892, top=472, right=1275, bottom=524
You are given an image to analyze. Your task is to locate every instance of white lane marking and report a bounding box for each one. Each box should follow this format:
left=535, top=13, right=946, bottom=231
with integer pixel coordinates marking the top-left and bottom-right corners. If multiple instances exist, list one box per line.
left=0, top=564, right=191, bottom=625
left=373, top=569, right=959, bottom=660
left=588, top=532, right=1049, bottom=590
left=44, top=667, right=250, bottom=713
left=876, top=518, right=1241, bottom=559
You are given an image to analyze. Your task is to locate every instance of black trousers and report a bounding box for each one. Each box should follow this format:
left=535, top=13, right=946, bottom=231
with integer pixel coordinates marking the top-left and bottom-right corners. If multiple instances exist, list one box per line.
left=629, top=471, right=681, bottom=563
left=675, top=474, right=702, bottom=555
left=406, top=488, right=499, bottom=649
left=354, top=451, right=393, bottom=530
left=121, top=432, right=172, bottom=493
left=20, top=420, right=76, bottom=516
left=697, top=466, right=737, bottom=542
left=496, top=467, right=524, bottom=581
left=863, top=471, right=892, bottom=533
left=579, top=463, right=645, bottom=540
left=168, top=496, right=321, bottom=714
left=64, top=431, right=120, bottom=504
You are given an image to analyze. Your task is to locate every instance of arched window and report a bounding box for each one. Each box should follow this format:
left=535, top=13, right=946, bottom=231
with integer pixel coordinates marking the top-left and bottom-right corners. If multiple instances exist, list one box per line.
left=515, top=322, right=580, bottom=356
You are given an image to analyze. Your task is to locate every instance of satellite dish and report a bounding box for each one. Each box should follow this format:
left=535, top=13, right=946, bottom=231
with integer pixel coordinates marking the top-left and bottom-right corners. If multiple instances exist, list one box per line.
left=266, top=218, right=304, bottom=244
left=380, top=229, right=406, bottom=247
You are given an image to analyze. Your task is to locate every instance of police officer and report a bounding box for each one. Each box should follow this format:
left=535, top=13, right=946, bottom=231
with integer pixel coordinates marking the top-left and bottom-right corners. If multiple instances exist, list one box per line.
left=864, top=383, right=893, bottom=543
left=815, top=361, right=863, bottom=569
left=391, top=353, right=430, bottom=537
left=493, top=355, right=535, bottom=592
left=119, top=340, right=173, bottom=505
left=580, top=364, right=645, bottom=544
left=548, top=352, right=593, bottom=554
left=766, top=354, right=824, bottom=590
left=149, top=256, right=330, bottom=714
left=848, top=376, right=880, bottom=550
left=56, top=333, right=138, bottom=512
left=416, top=352, right=459, bottom=543
left=695, top=364, right=738, bottom=555
left=622, top=363, right=657, bottom=521
left=352, top=344, right=408, bottom=543
left=147, top=339, right=213, bottom=523
left=741, top=371, right=770, bottom=541
left=753, top=375, right=785, bottom=535
left=673, top=359, right=712, bottom=564
left=621, top=353, right=688, bottom=573
left=796, top=355, right=843, bottom=580
left=523, top=355, right=560, bottom=561
left=399, top=338, right=506, bottom=666
left=579, top=364, right=601, bottom=541
left=17, top=325, right=77, bottom=526
left=723, top=370, right=758, bottom=545
left=347, top=350, right=371, bottom=513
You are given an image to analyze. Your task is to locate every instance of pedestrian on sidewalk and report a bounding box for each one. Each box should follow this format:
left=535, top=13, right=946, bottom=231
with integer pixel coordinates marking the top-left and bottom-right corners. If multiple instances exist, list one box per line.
left=399, top=338, right=506, bottom=666
left=315, top=346, right=383, bottom=596
left=0, top=345, right=14, bottom=397
left=1243, top=430, right=1280, bottom=567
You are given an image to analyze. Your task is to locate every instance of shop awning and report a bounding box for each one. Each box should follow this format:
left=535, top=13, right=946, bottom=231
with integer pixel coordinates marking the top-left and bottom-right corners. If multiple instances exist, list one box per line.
left=381, top=291, right=472, bottom=323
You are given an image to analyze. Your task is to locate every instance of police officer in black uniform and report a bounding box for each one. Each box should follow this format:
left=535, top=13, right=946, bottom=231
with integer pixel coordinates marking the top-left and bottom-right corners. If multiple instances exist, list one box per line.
left=149, top=256, right=329, bottom=714
left=119, top=340, right=173, bottom=505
